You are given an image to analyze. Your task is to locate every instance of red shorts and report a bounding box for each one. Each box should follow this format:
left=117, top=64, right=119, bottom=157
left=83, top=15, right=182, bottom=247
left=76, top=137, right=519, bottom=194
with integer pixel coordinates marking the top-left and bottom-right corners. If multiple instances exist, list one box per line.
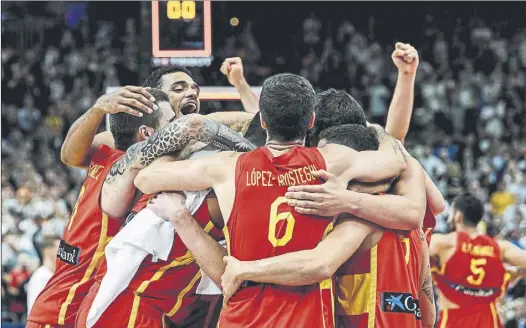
left=75, top=281, right=165, bottom=328
left=437, top=303, right=502, bottom=328
left=25, top=322, right=73, bottom=328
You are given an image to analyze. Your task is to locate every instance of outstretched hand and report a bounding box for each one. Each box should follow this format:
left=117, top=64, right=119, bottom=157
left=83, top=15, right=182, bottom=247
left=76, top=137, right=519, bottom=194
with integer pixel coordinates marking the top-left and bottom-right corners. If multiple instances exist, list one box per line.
left=93, top=86, right=157, bottom=117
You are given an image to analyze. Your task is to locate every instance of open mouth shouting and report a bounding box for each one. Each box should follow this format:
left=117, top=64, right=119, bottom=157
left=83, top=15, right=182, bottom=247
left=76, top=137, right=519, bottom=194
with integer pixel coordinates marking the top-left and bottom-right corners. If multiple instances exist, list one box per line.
left=180, top=100, right=199, bottom=115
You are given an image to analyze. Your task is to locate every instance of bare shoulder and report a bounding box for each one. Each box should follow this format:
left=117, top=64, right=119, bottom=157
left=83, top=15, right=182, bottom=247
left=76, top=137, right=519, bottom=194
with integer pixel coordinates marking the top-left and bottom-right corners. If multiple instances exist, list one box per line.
left=317, top=144, right=357, bottom=174
left=432, top=232, right=456, bottom=247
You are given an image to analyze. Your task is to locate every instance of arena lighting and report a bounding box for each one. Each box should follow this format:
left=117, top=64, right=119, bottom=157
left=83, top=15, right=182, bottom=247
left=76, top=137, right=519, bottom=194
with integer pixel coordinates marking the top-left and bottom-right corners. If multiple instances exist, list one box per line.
left=230, top=17, right=239, bottom=26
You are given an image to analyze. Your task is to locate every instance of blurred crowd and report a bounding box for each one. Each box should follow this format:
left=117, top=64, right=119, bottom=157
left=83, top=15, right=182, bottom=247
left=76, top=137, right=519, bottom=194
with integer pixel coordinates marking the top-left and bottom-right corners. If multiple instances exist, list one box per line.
left=2, top=2, right=525, bottom=326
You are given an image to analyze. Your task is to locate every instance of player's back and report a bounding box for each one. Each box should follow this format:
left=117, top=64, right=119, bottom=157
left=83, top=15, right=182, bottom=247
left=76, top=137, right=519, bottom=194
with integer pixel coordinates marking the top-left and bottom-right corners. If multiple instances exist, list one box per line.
left=336, top=229, right=423, bottom=328
left=28, top=145, right=124, bottom=326
left=219, top=146, right=334, bottom=328
left=434, top=232, right=506, bottom=328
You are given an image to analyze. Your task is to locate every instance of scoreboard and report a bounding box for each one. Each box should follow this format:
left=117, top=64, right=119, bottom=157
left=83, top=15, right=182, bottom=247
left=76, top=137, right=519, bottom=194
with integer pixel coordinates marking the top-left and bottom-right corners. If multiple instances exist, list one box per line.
left=151, top=0, right=212, bottom=58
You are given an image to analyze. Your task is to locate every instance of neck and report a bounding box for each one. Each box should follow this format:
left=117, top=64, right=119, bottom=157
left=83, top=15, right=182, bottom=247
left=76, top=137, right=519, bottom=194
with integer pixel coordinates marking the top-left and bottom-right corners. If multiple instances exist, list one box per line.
left=457, top=223, right=478, bottom=235
left=43, top=256, right=56, bottom=272
left=265, top=138, right=304, bottom=155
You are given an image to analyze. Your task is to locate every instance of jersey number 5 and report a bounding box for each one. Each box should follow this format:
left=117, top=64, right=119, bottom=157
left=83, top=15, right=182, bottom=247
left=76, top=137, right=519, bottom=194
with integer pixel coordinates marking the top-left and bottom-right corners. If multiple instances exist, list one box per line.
left=268, top=197, right=296, bottom=247
left=467, top=258, right=487, bottom=286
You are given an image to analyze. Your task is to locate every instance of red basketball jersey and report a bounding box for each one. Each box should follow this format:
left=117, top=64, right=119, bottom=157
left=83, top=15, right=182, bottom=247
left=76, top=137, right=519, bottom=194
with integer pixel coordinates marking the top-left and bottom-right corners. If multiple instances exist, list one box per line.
left=336, top=229, right=423, bottom=328
left=28, top=145, right=125, bottom=325
left=123, top=194, right=223, bottom=325
left=219, top=146, right=334, bottom=328
left=423, top=203, right=436, bottom=247
left=433, top=232, right=506, bottom=306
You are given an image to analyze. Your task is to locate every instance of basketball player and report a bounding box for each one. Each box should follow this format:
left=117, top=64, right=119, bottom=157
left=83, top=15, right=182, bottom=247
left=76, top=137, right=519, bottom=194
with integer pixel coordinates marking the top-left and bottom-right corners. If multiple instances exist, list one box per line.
left=135, top=73, right=408, bottom=327
left=60, top=64, right=256, bottom=328
left=60, top=64, right=257, bottom=170
left=215, top=124, right=435, bottom=328
left=27, top=89, right=254, bottom=328
left=430, top=194, right=526, bottom=328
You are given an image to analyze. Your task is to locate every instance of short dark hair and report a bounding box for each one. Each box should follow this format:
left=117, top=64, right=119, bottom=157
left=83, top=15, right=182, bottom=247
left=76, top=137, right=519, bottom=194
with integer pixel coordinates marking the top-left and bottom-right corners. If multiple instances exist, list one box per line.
left=453, top=194, right=484, bottom=227
left=308, top=89, right=367, bottom=146
left=319, top=124, right=379, bottom=151
left=109, top=89, right=170, bottom=151
left=259, top=73, right=315, bottom=142
left=142, top=65, right=192, bottom=88
left=244, top=114, right=267, bottom=147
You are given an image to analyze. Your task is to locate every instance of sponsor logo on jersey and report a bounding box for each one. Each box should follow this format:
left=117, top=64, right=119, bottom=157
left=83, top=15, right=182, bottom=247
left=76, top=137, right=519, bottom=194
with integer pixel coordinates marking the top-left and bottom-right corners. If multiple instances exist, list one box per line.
left=57, top=240, right=81, bottom=265
left=448, top=282, right=498, bottom=298
left=381, top=292, right=421, bottom=320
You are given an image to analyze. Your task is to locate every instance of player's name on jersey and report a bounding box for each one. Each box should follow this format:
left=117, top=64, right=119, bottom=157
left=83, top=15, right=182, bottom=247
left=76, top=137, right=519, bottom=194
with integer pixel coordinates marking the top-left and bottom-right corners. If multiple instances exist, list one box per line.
left=461, top=242, right=496, bottom=257
left=246, top=164, right=319, bottom=188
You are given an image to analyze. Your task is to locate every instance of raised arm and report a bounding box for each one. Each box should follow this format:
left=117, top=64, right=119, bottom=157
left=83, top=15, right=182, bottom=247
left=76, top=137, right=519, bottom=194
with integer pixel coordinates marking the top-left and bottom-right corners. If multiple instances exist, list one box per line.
left=419, top=230, right=436, bottom=328
left=220, top=57, right=260, bottom=113
left=498, top=239, right=526, bottom=268
left=61, top=86, right=155, bottom=168
left=134, top=151, right=240, bottom=194
left=384, top=42, right=418, bottom=142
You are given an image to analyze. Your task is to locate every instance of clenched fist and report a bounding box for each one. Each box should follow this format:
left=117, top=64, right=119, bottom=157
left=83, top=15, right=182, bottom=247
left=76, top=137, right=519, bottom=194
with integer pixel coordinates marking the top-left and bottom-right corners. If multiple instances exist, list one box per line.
left=220, top=57, right=245, bottom=86
left=92, top=86, right=157, bottom=117
left=391, top=42, right=419, bottom=75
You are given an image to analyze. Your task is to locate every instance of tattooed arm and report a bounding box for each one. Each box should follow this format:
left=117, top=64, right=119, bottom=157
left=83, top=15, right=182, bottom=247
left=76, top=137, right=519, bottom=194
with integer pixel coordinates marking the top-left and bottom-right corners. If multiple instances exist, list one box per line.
left=108, top=113, right=255, bottom=177
left=101, top=114, right=255, bottom=218
left=419, top=229, right=436, bottom=328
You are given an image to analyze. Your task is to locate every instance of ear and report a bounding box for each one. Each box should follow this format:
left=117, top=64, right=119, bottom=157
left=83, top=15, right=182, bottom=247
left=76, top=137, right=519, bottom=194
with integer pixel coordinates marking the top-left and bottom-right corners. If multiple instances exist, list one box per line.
left=454, top=210, right=462, bottom=226
left=308, top=112, right=316, bottom=129
left=260, top=112, right=267, bottom=130
left=138, top=125, right=155, bottom=141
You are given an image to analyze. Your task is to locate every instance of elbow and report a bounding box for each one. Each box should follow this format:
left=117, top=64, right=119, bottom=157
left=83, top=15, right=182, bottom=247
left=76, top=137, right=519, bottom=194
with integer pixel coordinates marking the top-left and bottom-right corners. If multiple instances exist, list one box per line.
left=134, top=171, right=154, bottom=194
left=397, top=159, right=408, bottom=176
left=315, top=261, right=338, bottom=282
left=429, top=197, right=446, bottom=216
left=404, top=206, right=424, bottom=230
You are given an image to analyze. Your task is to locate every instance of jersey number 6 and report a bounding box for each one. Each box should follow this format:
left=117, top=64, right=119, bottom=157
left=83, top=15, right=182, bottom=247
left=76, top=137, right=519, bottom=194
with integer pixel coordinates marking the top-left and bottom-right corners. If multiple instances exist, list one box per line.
left=268, top=197, right=296, bottom=247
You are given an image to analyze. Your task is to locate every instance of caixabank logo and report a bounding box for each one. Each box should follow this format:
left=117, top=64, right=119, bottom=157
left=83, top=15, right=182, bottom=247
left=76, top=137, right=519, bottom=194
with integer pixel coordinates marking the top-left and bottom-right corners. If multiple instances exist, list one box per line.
left=381, top=292, right=421, bottom=320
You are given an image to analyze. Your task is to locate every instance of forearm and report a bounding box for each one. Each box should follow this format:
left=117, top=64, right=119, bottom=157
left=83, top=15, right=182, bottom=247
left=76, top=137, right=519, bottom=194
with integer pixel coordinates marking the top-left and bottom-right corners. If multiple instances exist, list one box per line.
left=238, top=249, right=329, bottom=286
left=424, top=171, right=445, bottom=216
left=385, top=73, right=416, bottom=142
left=112, top=114, right=255, bottom=176
left=420, top=237, right=436, bottom=328
left=61, top=107, right=106, bottom=167
left=206, top=111, right=255, bottom=136
left=345, top=191, right=421, bottom=230
left=170, top=212, right=226, bottom=286
left=348, top=148, right=406, bottom=183
left=234, top=78, right=259, bottom=113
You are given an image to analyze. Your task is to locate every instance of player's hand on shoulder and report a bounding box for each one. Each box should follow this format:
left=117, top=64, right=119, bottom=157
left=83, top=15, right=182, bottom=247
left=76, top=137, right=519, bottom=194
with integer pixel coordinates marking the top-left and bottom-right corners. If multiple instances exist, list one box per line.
left=391, top=42, right=419, bottom=75
left=146, top=192, right=188, bottom=222
left=285, top=170, right=350, bottom=217
left=220, top=57, right=245, bottom=87
left=92, top=86, right=157, bottom=117
left=221, top=256, right=243, bottom=307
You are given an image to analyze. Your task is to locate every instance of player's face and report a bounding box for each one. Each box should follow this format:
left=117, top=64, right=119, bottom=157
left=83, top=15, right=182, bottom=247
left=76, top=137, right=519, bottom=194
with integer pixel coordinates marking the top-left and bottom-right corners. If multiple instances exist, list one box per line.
left=161, top=72, right=201, bottom=116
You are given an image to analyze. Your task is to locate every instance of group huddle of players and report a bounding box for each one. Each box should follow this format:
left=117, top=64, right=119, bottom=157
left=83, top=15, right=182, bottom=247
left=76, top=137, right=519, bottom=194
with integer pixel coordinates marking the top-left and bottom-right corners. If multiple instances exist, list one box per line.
left=25, top=43, right=526, bottom=328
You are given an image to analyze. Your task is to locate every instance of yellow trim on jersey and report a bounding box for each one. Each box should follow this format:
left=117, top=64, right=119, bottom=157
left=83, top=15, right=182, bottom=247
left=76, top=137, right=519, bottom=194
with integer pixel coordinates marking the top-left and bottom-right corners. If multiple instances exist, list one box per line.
left=500, top=272, right=512, bottom=299
left=490, top=302, right=499, bottom=328
left=135, top=251, right=194, bottom=295
left=45, top=325, right=51, bottom=328
left=223, top=226, right=231, bottom=256
left=323, top=222, right=334, bottom=238
left=367, top=245, right=378, bottom=328
left=167, top=271, right=202, bottom=316
left=203, top=220, right=215, bottom=234
left=127, top=295, right=142, bottom=328
left=58, top=213, right=108, bottom=324
left=337, top=273, right=371, bottom=315
left=440, top=309, right=448, bottom=328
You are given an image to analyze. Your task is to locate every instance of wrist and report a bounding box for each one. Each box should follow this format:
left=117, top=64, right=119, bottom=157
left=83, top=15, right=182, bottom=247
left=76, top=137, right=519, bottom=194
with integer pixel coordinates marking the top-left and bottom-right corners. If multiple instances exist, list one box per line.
left=232, top=77, right=249, bottom=89
left=398, top=70, right=417, bottom=78
left=237, top=261, right=256, bottom=281
left=90, top=105, right=107, bottom=116
left=168, top=207, right=192, bottom=226
left=343, top=190, right=362, bottom=214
